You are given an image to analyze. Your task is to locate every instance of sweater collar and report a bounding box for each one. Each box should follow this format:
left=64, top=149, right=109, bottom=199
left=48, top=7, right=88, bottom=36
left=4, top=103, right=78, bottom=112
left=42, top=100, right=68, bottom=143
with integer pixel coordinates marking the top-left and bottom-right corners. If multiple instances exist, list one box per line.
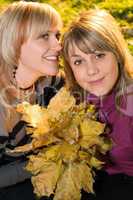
left=86, top=90, right=116, bottom=112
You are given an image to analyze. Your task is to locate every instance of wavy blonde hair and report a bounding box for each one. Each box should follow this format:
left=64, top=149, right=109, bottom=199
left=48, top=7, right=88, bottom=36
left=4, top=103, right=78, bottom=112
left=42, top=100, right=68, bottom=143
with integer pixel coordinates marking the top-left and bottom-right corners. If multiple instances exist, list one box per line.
left=0, top=1, right=62, bottom=132
left=62, top=9, right=133, bottom=99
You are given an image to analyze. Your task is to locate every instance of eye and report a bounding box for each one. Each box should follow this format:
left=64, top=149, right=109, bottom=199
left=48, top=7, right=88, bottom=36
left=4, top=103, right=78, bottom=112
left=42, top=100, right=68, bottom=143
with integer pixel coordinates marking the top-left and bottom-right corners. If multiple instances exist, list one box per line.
left=95, top=53, right=105, bottom=59
left=41, top=33, right=49, bottom=40
left=74, top=59, right=82, bottom=65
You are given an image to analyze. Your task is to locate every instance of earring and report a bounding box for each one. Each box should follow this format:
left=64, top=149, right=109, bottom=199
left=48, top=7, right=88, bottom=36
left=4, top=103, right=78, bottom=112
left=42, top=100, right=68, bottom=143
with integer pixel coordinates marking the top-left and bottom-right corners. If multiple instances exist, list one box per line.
left=13, top=66, right=18, bottom=78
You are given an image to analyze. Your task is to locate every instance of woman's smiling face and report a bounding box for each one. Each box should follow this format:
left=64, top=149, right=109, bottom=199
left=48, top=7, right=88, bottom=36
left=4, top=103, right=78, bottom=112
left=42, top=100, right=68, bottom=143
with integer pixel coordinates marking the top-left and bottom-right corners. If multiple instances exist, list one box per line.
left=19, top=26, right=62, bottom=77
left=68, top=43, right=119, bottom=96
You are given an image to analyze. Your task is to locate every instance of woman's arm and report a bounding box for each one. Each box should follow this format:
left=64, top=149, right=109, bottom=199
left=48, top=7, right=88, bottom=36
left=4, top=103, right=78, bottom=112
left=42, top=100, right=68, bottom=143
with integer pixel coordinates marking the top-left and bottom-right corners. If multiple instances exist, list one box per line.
left=0, top=112, right=31, bottom=188
left=0, top=160, right=31, bottom=188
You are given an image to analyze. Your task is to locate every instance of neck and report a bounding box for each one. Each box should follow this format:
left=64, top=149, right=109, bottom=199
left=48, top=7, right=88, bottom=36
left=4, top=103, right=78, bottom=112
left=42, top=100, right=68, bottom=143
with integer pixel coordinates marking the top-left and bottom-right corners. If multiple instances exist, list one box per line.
left=15, top=62, right=41, bottom=89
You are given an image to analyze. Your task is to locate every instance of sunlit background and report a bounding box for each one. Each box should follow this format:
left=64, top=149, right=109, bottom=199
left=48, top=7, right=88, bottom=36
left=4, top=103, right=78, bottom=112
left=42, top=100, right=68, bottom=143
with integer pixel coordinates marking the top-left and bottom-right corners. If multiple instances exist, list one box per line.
left=0, top=0, right=133, bottom=54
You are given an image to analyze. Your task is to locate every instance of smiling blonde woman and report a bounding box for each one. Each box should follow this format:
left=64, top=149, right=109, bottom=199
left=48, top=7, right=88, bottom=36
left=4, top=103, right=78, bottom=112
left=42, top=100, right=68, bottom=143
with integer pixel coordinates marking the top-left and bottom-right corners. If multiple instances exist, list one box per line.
left=0, top=1, right=63, bottom=200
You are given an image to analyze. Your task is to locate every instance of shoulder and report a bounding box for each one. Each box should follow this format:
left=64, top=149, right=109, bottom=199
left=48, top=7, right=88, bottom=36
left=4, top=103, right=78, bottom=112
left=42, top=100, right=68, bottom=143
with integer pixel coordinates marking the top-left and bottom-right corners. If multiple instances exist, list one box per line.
left=0, top=104, right=8, bottom=137
left=115, top=84, right=133, bottom=117
left=36, top=70, right=65, bottom=92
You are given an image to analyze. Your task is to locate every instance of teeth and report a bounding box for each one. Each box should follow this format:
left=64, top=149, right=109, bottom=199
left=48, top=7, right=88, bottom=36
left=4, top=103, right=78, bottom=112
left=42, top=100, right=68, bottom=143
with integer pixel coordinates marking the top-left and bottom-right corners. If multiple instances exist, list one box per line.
left=45, top=56, right=58, bottom=60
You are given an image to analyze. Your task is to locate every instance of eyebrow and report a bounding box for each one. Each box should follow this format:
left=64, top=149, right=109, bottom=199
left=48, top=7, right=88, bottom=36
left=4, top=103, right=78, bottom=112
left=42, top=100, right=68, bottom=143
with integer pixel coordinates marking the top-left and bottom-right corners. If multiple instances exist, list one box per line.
left=70, top=55, right=81, bottom=58
left=70, top=49, right=105, bottom=57
left=48, top=30, right=61, bottom=34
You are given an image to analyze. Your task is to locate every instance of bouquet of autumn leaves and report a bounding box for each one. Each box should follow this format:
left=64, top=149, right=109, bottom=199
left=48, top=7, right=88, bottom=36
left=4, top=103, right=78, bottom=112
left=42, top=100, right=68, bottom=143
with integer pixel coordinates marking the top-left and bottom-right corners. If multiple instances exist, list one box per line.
left=11, top=87, right=112, bottom=200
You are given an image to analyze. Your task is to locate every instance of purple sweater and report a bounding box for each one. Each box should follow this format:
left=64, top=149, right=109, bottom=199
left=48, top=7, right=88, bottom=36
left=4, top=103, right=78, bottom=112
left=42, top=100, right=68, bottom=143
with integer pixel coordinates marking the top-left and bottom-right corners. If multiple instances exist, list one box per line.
left=87, top=85, right=133, bottom=176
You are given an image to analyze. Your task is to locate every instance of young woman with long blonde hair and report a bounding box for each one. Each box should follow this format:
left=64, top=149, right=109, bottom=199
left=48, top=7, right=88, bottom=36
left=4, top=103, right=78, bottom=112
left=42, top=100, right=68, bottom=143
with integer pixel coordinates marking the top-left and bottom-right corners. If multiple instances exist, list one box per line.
left=62, top=8, right=133, bottom=200
left=0, top=1, right=63, bottom=199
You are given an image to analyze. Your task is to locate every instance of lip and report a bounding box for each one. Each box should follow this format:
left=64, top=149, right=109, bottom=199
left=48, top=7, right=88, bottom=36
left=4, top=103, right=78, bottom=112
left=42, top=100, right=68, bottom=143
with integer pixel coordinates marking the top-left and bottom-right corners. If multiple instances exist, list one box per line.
left=88, top=77, right=105, bottom=85
left=42, top=54, right=59, bottom=61
left=45, top=55, right=59, bottom=60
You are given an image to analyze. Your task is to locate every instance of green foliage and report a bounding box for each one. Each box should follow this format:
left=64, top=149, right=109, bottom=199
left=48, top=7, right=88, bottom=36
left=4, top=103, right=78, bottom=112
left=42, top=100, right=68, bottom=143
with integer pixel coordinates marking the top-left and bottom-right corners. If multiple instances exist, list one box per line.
left=128, top=42, right=133, bottom=54
left=98, top=0, right=133, bottom=19
left=0, top=0, right=133, bottom=54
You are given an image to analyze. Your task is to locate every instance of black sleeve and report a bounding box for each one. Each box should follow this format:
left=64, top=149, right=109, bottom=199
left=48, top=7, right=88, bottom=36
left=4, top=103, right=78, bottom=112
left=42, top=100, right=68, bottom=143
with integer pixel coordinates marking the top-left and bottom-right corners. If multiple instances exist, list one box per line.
left=0, top=121, right=31, bottom=188
left=0, top=160, right=31, bottom=188
left=36, top=75, right=65, bottom=107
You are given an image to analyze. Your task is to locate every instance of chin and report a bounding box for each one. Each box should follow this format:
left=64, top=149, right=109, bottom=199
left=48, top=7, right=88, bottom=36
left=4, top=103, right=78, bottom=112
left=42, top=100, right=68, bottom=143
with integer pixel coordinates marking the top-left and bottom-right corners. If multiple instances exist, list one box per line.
left=50, top=70, right=59, bottom=76
left=89, top=89, right=109, bottom=97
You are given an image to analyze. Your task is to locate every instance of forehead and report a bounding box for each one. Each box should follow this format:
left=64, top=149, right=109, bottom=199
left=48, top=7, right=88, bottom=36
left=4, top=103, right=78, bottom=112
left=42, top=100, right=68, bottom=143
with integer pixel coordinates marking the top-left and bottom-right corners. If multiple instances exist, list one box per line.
left=26, top=11, right=62, bottom=39
left=49, top=26, right=61, bottom=33
left=29, top=23, right=61, bottom=40
left=66, top=27, right=114, bottom=57
left=68, top=41, right=98, bottom=57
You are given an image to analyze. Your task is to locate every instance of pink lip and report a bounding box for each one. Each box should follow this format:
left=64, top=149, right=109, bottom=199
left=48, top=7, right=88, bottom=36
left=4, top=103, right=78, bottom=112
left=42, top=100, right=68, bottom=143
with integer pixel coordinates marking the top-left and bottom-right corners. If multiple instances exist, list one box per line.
left=88, top=77, right=104, bottom=85
left=42, top=55, right=59, bottom=62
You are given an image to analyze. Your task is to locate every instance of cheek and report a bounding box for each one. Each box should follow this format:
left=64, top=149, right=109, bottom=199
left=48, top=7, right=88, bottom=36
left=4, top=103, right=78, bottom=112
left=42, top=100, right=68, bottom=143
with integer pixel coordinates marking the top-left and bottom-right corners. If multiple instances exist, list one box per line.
left=20, top=44, right=32, bottom=64
left=107, top=61, right=119, bottom=88
left=20, top=44, right=41, bottom=68
left=73, top=69, right=82, bottom=82
left=110, top=61, right=119, bottom=79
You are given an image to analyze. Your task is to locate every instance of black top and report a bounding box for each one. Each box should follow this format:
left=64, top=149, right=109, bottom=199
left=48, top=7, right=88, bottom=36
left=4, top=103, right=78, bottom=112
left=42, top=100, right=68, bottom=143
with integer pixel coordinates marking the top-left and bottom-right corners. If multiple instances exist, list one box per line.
left=0, top=76, right=64, bottom=200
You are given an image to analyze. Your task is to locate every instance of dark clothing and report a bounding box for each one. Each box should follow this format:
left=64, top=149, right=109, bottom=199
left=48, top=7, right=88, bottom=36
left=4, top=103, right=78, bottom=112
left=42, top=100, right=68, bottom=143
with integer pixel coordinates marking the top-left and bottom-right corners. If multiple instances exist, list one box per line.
left=82, top=171, right=133, bottom=200
left=0, top=180, right=35, bottom=200
left=0, top=76, right=64, bottom=200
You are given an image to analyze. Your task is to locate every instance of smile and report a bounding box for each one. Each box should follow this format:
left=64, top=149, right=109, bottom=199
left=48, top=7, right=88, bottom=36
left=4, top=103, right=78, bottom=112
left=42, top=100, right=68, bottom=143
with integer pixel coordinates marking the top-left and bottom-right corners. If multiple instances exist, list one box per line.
left=43, top=55, right=58, bottom=61
left=88, top=77, right=105, bottom=85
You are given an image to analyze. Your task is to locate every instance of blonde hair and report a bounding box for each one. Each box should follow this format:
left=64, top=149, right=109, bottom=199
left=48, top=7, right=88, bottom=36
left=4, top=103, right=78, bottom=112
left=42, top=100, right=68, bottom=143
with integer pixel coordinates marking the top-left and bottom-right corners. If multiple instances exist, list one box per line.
left=62, top=9, right=133, bottom=97
left=0, top=1, right=62, bottom=132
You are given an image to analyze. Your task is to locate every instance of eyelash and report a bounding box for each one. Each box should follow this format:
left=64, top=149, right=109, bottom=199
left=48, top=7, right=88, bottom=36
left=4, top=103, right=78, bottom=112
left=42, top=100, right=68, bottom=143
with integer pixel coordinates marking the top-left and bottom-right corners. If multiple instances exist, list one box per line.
left=73, top=53, right=105, bottom=65
left=95, top=53, right=105, bottom=59
left=40, top=32, right=61, bottom=41
left=41, top=33, right=49, bottom=40
left=74, top=59, right=82, bottom=65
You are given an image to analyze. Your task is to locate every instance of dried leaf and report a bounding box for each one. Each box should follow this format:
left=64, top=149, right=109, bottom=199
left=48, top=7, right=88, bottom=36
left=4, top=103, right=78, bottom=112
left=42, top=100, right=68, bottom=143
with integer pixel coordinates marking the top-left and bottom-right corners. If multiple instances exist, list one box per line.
left=14, top=87, right=112, bottom=200
left=48, top=87, right=75, bottom=120
left=32, top=160, right=63, bottom=197
left=54, top=164, right=81, bottom=200
left=60, top=142, right=79, bottom=163
left=90, top=157, right=104, bottom=169
left=79, top=119, right=105, bottom=148
left=78, top=163, right=94, bottom=193
left=54, top=163, right=94, bottom=200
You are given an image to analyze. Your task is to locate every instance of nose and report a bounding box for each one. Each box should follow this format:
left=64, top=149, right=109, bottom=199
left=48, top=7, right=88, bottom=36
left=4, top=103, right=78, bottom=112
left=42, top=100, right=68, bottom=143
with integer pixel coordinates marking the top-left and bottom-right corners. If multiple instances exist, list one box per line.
left=51, top=38, right=62, bottom=52
left=87, top=62, right=99, bottom=76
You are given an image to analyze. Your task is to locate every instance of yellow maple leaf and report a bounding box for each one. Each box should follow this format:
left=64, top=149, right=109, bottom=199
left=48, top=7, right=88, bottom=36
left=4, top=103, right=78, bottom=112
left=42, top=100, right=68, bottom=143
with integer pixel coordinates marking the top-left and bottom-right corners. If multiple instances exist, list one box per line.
left=90, top=156, right=104, bottom=169
left=78, top=163, right=94, bottom=193
left=17, top=102, right=47, bottom=127
left=54, top=164, right=81, bottom=200
left=60, top=142, right=80, bottom=163
left=32, top=160, right=63, bottom=197
left=80, top=119, right=105, bottom=137
left=79, top=119, right=105, bottom=148
left=58, top=124, right=79, bottom=144
left=96, top=137, right=113, bottom=154
left=48, top=87, right=76, bottom=120
left=26, top=153, right=48, bottom=175
left=13, top=87, right=112, bottom=200
left=41, top=144, right=61, bottom=161
left=54, top=162, right=94, bottom=200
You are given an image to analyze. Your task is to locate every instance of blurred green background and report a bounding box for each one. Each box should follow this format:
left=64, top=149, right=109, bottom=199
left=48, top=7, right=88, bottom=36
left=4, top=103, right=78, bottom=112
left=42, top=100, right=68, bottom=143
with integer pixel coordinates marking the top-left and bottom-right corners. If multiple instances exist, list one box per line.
left=0, top=0, right=133, bottom=54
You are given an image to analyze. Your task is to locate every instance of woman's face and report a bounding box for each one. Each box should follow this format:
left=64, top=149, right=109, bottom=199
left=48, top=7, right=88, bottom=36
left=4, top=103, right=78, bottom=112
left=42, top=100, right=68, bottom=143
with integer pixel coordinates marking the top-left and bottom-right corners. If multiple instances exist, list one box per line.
left=68, top=43, right=119, bottom=96
left=17, top=26, right=61, bottom=88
